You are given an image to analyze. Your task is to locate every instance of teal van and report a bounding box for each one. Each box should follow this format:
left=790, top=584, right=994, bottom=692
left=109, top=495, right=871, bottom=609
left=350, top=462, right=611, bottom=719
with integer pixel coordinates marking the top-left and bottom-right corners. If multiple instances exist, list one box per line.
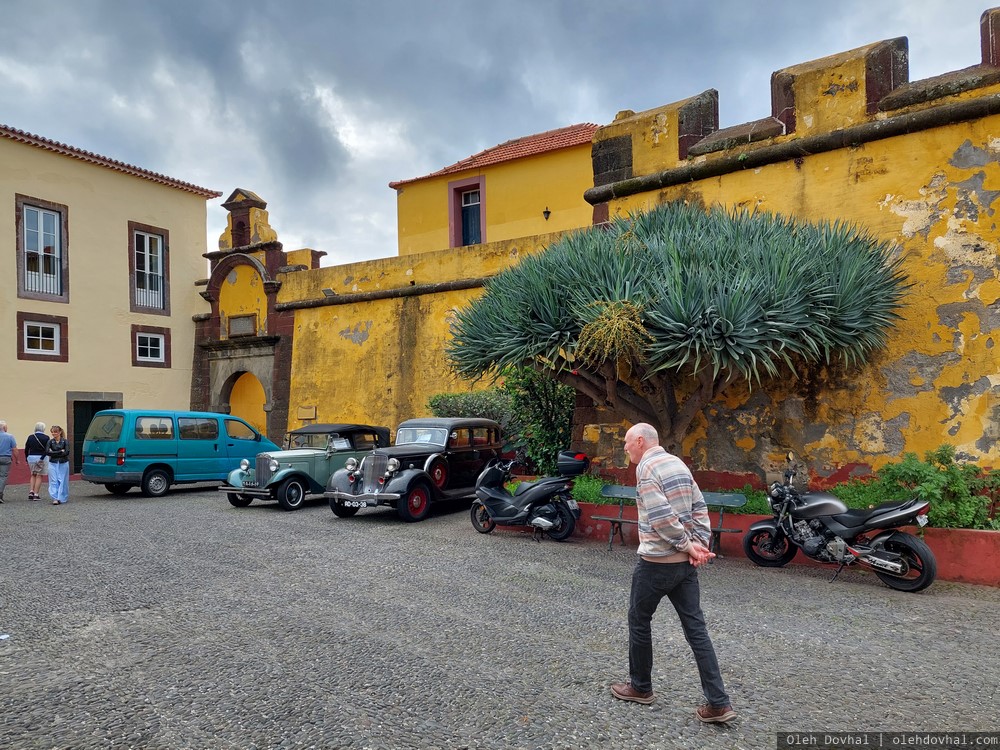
left=81, top=410, right=280, bottom=497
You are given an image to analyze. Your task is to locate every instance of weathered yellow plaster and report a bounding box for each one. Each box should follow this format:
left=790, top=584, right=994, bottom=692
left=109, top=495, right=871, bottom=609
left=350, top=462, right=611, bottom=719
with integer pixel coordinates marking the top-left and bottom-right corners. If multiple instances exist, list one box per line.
left=217, top=205, right=279, bottom=251
left=393, top=142, right=594, bottom=256
left=218, top=264, right=267, bottom=338
left=230, top=372, right=267, bottom=433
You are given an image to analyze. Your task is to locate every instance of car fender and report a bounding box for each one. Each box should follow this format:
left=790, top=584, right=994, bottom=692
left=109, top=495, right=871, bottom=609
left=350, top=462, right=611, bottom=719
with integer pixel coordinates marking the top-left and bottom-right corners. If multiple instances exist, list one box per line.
left=268, top=468, right=323, bottom=493
left=225, top=468, right=248, bottom=488
left=422, top=452, right=445, bottom=472
left=385, top=469, right=442, bottom=500
left=326, top=468, right=356, bottom=494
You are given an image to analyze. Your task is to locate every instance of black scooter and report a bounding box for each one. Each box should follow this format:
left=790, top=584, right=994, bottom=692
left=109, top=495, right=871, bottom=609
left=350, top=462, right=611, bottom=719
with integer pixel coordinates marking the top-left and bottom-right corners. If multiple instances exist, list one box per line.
left=471, top=451, right=589, bottom=541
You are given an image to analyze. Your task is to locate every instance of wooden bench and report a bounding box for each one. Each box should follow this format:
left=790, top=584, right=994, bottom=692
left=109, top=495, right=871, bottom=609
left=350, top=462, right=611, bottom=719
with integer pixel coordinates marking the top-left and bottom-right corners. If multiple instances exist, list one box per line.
left=593, top=485, right=640, bottom=550
left=594, top=485, right=747, bottom=556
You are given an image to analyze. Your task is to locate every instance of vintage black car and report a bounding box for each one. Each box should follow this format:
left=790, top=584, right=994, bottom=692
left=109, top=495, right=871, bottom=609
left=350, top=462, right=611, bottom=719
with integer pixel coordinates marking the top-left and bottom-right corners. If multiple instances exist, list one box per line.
left=221, top=423, right=390, bottom=511
left=325, top=417, right=502, bottom=522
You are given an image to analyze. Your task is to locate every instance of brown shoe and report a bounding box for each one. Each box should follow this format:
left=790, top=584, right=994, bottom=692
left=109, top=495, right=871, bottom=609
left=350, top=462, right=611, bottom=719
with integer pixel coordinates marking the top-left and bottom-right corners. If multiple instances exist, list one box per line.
left=697, top=704, right=737, bottom=723
left=610, top=682, right=654, bottom=704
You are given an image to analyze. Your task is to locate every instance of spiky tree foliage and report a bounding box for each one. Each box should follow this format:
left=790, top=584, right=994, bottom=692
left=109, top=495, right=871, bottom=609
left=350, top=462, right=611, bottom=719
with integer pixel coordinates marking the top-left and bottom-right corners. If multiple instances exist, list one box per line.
left=447, top=202, right=908, bottom=450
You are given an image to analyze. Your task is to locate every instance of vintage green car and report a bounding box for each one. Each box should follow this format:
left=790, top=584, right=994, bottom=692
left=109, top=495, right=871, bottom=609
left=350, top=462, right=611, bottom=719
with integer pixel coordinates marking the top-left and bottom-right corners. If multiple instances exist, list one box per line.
left=220, top=423, right=390, bottom=511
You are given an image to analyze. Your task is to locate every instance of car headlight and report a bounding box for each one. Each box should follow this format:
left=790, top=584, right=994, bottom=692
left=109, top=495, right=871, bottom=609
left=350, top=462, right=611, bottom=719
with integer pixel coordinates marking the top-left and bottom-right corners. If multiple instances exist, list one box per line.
left=345, top=458, right=358, bottom=471
left=240, top=459, right=250, bottom=471
left=387, top=458, right=400, bottom=472
left=268, top=458, right=279, bottom=472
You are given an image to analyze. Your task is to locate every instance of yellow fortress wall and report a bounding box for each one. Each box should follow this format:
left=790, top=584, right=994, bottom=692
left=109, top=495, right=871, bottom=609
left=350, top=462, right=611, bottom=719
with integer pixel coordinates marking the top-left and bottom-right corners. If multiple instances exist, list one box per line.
left=197, top=9, right=999, bottom=483
left=582, top=11, right=1000, bottom=478
left=277, top=233, right=564, bottom=431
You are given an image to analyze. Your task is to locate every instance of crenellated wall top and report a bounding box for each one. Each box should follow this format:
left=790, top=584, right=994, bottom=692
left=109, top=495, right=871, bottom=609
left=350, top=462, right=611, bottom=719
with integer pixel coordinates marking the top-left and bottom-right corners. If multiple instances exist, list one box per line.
left=586, top=6, right=1000, bottom=206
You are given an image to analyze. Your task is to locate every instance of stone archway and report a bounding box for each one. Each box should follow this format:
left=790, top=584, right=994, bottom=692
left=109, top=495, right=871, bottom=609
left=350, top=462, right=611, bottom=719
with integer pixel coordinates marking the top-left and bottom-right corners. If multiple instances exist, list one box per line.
left=208, top=346, right=277, bottom=433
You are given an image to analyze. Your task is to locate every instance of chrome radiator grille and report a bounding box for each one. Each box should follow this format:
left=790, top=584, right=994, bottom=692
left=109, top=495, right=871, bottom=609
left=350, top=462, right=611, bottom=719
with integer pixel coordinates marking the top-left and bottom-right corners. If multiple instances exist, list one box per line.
left=362, top=453, right=388, bottom=494
left=255, top=454, right=274, bottom=487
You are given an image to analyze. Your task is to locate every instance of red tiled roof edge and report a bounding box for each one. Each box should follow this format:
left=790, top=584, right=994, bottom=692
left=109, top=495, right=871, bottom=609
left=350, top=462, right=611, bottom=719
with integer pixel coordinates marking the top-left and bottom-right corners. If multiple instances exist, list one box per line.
left=389, top=122, right=599, bottom=189
left=1, top=124, right=222, bottom=199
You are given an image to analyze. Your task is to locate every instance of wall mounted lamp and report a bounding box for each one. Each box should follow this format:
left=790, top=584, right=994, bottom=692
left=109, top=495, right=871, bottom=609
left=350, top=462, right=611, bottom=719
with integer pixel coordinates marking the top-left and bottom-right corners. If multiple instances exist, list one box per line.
left=542, top=207, right=551, bottom=220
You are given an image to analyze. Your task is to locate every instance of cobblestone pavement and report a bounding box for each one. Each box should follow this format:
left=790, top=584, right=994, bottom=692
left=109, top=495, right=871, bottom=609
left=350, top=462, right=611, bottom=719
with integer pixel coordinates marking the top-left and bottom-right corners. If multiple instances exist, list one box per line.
left=1, top=480, right=998, bottom=750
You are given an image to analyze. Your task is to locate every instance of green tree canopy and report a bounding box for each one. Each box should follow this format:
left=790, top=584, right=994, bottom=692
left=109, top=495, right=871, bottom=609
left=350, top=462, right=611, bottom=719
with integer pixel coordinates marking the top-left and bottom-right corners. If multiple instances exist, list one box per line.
left=447, top=202, right=908, bottom=450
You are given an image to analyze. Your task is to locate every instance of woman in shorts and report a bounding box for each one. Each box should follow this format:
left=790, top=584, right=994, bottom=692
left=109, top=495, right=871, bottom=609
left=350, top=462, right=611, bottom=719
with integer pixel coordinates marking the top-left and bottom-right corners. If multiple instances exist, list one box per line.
left=24, top=422, right=50, bottom=501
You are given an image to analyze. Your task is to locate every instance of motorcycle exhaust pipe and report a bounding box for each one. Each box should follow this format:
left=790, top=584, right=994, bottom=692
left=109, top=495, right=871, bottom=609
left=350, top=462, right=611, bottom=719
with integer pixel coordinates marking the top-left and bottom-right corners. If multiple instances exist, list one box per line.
left=849, top=546, right=905, bottom=574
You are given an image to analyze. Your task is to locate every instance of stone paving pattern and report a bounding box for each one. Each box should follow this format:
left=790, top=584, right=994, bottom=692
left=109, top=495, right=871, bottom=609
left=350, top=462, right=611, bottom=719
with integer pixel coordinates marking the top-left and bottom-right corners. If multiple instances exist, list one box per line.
left=1, top=481, right=998, bottom=749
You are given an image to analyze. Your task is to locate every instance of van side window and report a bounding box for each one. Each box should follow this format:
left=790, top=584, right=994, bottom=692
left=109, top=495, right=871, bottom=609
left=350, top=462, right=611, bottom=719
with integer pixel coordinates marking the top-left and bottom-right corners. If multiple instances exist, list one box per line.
left=178, top=417, right=219, bottom=440
left=225, top=419, right=257, bottom=440
left=135, top=417, right=174, bottom=439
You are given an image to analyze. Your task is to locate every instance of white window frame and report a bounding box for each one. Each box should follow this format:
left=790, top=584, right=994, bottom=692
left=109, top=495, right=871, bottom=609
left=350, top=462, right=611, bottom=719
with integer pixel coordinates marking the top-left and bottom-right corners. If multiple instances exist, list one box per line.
left=23, top=205, right=63, bottom=295
left=24, top=320, right=61, bottom=356
left=134, top=229, right=165, bottom=310
left=135, top=332, right=165, bottom=363
left=16, top=194, right=69, bottom=303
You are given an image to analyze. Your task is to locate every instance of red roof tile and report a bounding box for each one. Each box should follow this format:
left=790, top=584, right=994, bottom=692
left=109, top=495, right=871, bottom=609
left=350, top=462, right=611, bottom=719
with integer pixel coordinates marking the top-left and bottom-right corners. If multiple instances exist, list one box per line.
left=389, top=122, right=599, bottom=189
left=1, top=123, right=222, bottom=198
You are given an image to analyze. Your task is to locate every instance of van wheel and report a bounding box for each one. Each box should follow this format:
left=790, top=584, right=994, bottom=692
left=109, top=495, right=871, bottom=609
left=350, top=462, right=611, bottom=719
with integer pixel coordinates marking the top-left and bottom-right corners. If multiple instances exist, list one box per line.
left=141, top=469, right=170, bottom=497
left=278, top=478, right=307, bottom=511
left=105, top=483, right=132, bottom=496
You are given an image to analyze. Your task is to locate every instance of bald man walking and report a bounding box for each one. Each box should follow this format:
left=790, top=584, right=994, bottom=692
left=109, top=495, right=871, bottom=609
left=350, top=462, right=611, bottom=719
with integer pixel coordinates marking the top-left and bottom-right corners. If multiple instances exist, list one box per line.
left=610, top=422, right=736, bottom=724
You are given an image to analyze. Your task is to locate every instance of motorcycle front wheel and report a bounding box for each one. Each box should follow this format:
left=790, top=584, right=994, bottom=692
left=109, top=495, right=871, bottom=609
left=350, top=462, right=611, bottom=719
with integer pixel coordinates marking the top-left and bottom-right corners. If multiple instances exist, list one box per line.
left=545, top=501, right=576, bottom=542
left=470, top=502, right=496, bottom=534
left=743, top=528, right=798, bottom=567
left=873, top=532, right=937, bottom=592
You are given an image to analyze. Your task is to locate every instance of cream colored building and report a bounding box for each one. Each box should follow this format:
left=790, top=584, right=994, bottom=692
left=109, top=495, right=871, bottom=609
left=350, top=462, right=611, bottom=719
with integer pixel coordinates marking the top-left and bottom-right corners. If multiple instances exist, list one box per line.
left=1, top=123, right=220, bottom=472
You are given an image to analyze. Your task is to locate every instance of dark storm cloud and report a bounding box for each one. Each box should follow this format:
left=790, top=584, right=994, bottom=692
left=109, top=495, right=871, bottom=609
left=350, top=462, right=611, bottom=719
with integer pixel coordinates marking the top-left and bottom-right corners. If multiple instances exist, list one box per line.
left=0, top=0, right=992, bottom=264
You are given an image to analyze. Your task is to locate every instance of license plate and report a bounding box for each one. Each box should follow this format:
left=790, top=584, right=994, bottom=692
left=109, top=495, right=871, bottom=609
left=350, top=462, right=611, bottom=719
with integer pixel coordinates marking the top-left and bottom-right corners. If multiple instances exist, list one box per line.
left=343, top=500, right=369, bottom=508
left=92, top=455, right=106, bottom=464
left=916, top=514, right=928, bottom=527
left=565, top=498, right=579, bottom=511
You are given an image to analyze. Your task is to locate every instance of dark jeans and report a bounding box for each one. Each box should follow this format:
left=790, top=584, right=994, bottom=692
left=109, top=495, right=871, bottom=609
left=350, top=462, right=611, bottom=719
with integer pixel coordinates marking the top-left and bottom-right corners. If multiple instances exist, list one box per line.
left=628, top=558, right=730, bottom=706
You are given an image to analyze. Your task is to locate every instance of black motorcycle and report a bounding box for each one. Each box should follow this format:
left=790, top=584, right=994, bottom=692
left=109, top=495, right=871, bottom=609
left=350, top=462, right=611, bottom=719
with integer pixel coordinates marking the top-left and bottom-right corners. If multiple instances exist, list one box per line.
left=471, top=451, right=589, bottom=541
left=743, top=453, right=937, bottom=592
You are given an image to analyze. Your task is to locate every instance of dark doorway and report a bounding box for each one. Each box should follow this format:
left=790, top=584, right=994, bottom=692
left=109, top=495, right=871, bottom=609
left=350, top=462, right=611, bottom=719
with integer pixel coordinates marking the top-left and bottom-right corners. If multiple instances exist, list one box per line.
left=71, top=399, right=117, bottom=472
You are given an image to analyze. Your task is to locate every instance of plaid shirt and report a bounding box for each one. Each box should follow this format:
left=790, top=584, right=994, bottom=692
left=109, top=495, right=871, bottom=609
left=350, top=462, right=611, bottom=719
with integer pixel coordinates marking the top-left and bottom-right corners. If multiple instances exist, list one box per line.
left=635, top=446, right=711, bottom=557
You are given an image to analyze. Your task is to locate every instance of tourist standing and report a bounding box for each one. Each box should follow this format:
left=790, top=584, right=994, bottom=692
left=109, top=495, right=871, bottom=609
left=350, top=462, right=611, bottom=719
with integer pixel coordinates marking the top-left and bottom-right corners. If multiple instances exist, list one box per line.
left=0, top=420, right=20, bottom=503
left=24, top=422, right=50, bottom=501
left=46, top=425, right=71, bottom=505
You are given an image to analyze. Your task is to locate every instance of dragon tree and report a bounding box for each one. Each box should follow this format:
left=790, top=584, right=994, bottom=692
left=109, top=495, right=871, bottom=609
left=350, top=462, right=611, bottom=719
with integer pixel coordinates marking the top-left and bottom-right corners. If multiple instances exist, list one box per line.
left=446, top=201, right=908, bottom=451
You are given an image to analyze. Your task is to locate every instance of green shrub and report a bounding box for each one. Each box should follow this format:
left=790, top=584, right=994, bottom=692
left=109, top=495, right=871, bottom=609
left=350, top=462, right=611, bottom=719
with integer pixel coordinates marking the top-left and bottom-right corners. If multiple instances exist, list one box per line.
left=501, top=367, right=575, bottom=476
left=829, top=478, right=903, bottom=510
left=428, top=366, right=574, bottom=474
left=570, top=474, right=613, bottom=505
left=731, top=484, right=771, bottom=515
left=427, top=389, right=523, bottom=446
left=873, top=445, right=993, bottom=529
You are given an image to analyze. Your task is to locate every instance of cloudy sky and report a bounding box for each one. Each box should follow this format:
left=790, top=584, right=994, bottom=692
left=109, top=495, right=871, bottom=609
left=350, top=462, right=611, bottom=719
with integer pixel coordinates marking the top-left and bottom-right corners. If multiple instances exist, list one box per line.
left=0, top=0, right=992, bottom=266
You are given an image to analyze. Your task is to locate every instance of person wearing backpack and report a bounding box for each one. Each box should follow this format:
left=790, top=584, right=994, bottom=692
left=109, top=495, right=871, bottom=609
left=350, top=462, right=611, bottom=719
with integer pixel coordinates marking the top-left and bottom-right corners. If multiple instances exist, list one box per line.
left=24, top=423, right=50, bottom=501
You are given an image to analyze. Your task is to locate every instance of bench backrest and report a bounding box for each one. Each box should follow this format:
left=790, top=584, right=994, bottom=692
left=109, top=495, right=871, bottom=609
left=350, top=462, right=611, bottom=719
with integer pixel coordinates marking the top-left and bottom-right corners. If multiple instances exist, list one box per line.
left=600, top=485, right=747, bottom=509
